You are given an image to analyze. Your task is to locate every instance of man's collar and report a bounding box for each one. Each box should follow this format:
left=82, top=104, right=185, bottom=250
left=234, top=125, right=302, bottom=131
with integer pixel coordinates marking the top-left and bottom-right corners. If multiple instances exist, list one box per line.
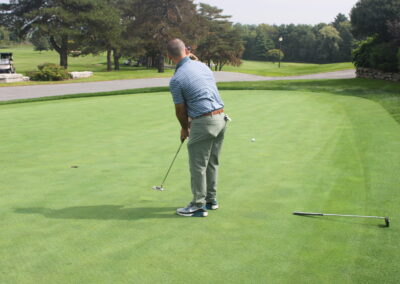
left=176, top=56, right=190, bottom=71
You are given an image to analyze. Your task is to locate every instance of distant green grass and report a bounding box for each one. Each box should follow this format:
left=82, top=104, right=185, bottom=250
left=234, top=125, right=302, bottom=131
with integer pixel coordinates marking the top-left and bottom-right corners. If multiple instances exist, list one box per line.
left=1, top=87, right=399, bottom=283
left=1, top=44, right=353, bottom=86
left=0, top=44, right=173, bottom=85
left=223, top=60, right=354, bottom=76
left=3, top=78, right=398, bottom=125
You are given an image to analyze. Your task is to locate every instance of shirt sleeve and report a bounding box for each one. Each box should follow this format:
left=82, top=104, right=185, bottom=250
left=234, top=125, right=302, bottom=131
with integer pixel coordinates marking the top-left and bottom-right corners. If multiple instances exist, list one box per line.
left=170, top=78, right=184, bottom=104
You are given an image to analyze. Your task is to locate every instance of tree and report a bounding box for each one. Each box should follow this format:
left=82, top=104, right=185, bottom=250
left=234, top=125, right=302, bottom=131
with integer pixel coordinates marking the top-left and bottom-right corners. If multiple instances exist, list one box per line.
left=29, top=29, right=51, bottom=52
left=0, top=26, right=10, bottom=46
left=4, top=0, right=121, bottom=69
left=254, top=24, right=275, bottom=60
left=388, top=20, right=400, bottom=45
left=266, top=49, right=284, bottom=64
left=196, top=3, right=244, bottom=70
left=210, top=26, right=244, bottom=71
left=315, top=25, right=342, bottom=63
left=350, top=0, right=400, bottom=72
left=332, top=13, right=348, bottom=30
left=350, top=0, right=400, bottom=41
left=281, top=24, right=316, bottom=62
left=332, top=13, right=354, bottom=61
left=130, top=0, right=200, bottom=73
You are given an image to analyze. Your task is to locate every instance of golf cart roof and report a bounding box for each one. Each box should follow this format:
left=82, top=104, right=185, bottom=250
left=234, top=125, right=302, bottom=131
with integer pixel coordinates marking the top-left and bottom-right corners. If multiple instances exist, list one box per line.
left=0, top=53, right=13, bottom=59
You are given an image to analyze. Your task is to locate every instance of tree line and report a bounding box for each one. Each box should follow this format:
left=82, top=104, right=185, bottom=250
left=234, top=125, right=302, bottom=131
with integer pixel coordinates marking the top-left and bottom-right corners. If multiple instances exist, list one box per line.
left=0, top=0, right=244, bottom=72
left=236, top=13, right=354, bottom=63
left=1, top=0, right=398, bottom=73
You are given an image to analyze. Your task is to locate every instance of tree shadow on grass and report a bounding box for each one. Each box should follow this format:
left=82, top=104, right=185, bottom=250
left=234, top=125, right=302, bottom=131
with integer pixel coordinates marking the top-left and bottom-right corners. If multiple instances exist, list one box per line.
left=14, top=205, right=180, bottom=220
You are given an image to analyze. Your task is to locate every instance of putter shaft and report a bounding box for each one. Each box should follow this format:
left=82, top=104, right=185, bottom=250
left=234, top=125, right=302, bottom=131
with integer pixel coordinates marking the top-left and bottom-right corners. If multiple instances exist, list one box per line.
left=159, top=140, right=185, bottom=188
left=293, top=212, right=390, bottom=227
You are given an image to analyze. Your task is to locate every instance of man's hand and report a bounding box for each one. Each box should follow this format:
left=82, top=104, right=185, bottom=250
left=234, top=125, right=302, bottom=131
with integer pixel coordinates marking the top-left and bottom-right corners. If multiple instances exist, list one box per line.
left=181, top=128, right=189, bottom=142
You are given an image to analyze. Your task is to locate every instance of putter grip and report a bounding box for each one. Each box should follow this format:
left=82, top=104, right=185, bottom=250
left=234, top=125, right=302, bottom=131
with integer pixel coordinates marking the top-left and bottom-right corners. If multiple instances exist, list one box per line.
left=293, top=212, right=324, bottom=216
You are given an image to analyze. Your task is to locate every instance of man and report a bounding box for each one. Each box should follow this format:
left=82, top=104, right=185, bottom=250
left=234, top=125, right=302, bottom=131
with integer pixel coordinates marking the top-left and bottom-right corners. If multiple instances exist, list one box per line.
left=167, top=38, right=229, bottom=217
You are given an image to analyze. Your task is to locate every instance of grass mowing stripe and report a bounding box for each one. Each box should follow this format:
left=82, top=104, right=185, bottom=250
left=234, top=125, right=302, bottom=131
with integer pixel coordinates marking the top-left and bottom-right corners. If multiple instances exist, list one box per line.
left=1, top=90, right=399, bottom=283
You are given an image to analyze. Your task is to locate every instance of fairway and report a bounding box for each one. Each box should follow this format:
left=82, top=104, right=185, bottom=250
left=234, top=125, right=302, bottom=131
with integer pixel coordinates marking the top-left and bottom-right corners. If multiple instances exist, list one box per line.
left=0, top=45, right=353, bottom=87
left=1, top=90, right=399, bottom=283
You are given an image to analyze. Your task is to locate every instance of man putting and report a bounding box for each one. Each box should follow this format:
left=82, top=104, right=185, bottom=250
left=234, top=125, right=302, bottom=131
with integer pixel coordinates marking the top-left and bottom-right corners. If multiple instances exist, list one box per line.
left=167, top=38, right=228, bottom=217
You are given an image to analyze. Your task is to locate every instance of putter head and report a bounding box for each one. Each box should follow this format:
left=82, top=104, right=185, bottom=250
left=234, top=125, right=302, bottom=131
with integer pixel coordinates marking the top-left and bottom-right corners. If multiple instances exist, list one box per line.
left=385, top=217, right=390, bottom=227
left=152, top=186, right=165, bottom=191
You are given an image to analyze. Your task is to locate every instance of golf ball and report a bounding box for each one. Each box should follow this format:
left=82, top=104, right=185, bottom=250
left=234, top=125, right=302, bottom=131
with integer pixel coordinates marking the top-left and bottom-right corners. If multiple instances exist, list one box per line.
left=251, top=138, right=256, bottom=142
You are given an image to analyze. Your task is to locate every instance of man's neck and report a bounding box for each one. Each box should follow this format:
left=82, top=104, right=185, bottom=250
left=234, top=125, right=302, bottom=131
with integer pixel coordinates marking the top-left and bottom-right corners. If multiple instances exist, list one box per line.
left=174, top=56, right=186, bottom=65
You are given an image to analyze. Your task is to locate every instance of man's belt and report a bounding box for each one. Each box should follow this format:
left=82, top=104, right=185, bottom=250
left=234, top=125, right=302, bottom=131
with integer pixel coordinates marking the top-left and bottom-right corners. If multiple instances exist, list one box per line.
left=200, top=108, right=224, bottom=117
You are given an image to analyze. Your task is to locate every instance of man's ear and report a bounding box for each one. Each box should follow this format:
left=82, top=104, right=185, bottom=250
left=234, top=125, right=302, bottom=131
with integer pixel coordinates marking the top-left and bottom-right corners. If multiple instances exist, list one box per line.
left=184, top=48, right=190, bottom=56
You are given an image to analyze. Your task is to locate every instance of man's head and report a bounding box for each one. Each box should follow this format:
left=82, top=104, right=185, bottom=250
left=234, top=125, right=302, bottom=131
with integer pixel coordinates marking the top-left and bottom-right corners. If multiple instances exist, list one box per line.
left=167, top=38, right=189, bottom=64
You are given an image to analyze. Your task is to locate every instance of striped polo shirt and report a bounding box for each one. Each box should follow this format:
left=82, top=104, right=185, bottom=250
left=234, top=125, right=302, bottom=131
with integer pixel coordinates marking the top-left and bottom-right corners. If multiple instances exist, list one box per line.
left=169, top=57, right=224, bottom=118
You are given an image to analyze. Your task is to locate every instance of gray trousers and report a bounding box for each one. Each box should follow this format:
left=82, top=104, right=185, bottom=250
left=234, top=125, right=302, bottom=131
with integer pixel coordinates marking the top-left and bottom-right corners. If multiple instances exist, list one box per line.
left=187, top=113, right=227, bottom=207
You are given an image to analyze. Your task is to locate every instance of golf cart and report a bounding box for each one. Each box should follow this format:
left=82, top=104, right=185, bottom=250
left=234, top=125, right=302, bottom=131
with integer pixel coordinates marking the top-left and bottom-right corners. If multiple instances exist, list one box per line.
left=0, top=53, right=16, bottom=74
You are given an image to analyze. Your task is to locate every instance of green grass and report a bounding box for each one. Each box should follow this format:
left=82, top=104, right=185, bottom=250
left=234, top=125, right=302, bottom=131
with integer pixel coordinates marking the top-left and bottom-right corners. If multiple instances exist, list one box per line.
left=0, top=44, right=173, bottom=86
left=1, top=80, right=399, bottom=283
left=223, top=60, right=354, bottom=76
left=0, top=44, right=353, bottom=86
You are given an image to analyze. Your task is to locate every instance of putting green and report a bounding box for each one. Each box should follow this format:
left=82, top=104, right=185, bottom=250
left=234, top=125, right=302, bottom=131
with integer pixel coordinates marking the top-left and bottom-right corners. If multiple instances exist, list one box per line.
left=1, top=90, right=399, bottom=283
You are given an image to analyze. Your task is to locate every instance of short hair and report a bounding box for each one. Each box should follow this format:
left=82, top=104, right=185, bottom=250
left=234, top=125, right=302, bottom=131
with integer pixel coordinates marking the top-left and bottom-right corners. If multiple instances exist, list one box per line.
left=167, top=39, right=186, bottom=58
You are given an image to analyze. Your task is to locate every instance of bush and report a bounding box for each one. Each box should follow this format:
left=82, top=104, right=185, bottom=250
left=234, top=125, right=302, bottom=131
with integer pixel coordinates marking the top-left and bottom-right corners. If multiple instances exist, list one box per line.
left=266, top=49, right=284, bottom=64
left=353, top=37, right=399, bottom=72
left=369, top=42, right=399, bottom=72
left=352, top=37, right=375, bottom=69
left=27, top=63, right=71, bottom=81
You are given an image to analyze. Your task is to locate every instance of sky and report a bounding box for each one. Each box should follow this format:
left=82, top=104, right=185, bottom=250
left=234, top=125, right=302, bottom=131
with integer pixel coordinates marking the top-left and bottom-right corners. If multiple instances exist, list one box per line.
left=196, top=0, right=359, bottom=25
left=0, top=0, right=360, bottom=25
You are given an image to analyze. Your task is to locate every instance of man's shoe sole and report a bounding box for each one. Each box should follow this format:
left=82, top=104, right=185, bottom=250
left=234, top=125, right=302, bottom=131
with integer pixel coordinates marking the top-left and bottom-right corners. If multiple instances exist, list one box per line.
left=176, top=210, right=208, bottom=217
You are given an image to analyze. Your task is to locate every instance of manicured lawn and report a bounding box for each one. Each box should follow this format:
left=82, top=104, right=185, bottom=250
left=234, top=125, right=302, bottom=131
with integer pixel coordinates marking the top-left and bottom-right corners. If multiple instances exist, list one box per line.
left=223, top=60, right=354, bottom=76
left=0, top=44, right=174, bottom=85
left=0, top=45, right=353, bottom=86
left=1, top=85, right=399, bottom=283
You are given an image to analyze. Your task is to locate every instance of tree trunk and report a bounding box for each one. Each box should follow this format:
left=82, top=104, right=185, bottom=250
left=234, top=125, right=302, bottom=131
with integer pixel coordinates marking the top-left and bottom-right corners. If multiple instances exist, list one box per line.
left=60, top=48, right=68, bottom=69
left=158, top=54, right=164, bottom=73
left=107, top=48, right=112, bottom=71
left=50, top=35, right=69, bottom=69
left=113, top=49, right=121, bottom=71
left=147, top=56, right=152, bottom=68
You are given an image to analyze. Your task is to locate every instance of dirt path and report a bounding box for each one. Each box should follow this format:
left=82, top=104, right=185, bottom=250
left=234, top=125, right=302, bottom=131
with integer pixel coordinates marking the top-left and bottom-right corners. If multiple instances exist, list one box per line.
left=0, top=69, right=356, bottom=102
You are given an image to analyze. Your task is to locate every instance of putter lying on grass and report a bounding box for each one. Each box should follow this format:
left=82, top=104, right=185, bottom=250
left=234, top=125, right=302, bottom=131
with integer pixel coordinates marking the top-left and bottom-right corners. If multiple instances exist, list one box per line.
left=152, top=140, right=185, bottom=191
left=293, top=211, right=390, bottom=227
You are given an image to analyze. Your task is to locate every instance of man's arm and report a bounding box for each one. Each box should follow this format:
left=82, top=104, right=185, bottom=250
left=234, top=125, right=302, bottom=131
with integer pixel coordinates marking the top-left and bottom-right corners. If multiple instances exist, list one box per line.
left=175, top=103, right=189, bottom=142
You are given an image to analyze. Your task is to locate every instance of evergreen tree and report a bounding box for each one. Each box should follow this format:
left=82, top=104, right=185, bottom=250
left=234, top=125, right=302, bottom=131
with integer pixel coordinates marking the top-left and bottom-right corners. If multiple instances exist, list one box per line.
left=196, top=3, right=244, bottom=70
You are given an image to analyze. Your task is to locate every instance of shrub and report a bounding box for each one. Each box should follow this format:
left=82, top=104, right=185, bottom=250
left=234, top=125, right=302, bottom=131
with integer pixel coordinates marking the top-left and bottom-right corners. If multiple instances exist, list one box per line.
left=369, top=42, right=399, bottom=72
left=266, top=49, right=284, bottom=64
left=352, top=37, right=375, bottom=69
left=27, top=63, right=71, bottom=81
left=353, top=38, right=399, bottom=72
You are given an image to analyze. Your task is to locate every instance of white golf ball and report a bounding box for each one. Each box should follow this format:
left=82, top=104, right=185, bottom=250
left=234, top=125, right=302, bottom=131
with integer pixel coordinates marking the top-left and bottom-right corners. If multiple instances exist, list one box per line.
left=251, top=138, right=256, bottom=142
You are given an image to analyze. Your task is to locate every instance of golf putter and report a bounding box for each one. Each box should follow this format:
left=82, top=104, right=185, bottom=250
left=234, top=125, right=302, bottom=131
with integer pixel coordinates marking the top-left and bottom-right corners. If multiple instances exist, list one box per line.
left=293, top=211, right=390, bottom=227
left=152, top=140, right=185, bottom=191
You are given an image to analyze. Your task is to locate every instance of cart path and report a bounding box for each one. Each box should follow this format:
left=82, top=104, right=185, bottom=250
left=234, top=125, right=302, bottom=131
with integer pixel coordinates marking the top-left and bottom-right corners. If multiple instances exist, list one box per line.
left=0, top=69, right=356, bottom=102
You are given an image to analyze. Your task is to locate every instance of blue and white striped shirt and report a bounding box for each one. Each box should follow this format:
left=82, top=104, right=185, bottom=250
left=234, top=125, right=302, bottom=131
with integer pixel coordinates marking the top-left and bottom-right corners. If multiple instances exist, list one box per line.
left=169, top=57, right=224, bottom=118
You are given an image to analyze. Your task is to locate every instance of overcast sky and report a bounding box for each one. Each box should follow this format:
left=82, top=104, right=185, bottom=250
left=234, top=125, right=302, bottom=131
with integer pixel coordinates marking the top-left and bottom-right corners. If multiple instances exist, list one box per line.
left=194, top=0, right=359, bottom=25
left=0, top=0, right=359, bottom=25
